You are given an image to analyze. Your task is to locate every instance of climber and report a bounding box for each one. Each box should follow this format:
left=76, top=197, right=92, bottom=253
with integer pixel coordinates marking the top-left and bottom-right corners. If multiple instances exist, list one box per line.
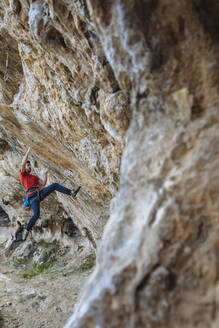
left=19, top=147, right=81, bottom=241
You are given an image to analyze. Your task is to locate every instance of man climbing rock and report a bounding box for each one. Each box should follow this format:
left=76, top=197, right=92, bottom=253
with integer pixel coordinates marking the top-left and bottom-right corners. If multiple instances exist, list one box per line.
left=19, top=147, right=81, bottom=241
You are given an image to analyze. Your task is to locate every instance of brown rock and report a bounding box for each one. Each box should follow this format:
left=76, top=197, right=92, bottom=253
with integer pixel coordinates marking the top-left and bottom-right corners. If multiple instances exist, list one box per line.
left=1, top=1, right=219, bottom=328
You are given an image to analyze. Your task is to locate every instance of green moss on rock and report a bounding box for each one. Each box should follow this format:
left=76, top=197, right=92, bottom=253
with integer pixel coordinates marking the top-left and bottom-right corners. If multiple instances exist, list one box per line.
left=21, top=262, right=54, bottom=279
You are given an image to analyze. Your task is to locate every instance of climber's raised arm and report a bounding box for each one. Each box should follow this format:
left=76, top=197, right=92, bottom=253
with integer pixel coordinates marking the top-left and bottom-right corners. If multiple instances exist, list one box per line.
left=21, top=147, right=31, bottom=172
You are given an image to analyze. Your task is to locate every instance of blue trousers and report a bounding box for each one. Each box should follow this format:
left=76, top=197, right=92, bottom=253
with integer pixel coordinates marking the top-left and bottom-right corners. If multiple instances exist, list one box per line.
left=26, top=183, right=71, bottom=231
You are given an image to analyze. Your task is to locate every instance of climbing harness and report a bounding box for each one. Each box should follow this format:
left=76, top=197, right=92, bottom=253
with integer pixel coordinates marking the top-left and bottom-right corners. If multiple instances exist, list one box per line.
left=4, top=52, right=9, bottom=81
left=24, top=187, right=40, bottom=209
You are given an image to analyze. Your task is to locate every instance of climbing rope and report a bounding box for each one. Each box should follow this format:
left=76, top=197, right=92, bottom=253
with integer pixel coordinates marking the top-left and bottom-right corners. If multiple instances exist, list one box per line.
left=3, top=53, right=8, bottom=81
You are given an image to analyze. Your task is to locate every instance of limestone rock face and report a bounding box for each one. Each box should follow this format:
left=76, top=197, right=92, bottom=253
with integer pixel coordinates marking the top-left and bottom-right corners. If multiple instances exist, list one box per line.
left=1, top=0, right=219, bottom=328
left=65, top=1, right=219, bottom=328
left=0, top=0, right=130, bottom=247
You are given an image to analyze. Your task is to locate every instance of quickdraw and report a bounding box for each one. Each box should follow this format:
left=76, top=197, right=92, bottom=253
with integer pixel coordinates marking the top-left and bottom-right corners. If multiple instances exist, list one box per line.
left=13, top=137, right=16, bottom=153
left=95, top=211, right=103, bottom=225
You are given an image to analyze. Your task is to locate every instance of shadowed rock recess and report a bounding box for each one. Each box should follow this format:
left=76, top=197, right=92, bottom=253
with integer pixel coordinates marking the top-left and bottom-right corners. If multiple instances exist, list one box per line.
left=1, top=0, right=219, bottom=327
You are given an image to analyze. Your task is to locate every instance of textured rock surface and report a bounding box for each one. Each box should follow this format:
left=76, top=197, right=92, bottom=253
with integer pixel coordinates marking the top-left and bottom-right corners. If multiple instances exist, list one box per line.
left=0, top=0, right=131, bottom=246
left=65, top=1, right=219, bottom=328
left=1, top=0, right=219, bottom=328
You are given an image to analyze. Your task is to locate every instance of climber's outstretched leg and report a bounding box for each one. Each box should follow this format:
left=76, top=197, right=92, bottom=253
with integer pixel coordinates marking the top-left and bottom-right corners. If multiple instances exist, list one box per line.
left=40, top=183, right=81, bottom=201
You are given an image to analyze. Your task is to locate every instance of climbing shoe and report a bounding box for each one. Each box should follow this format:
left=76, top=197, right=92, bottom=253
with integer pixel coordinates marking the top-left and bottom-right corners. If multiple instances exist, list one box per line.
left=71, top=186, right=81, bottom=199
left=22, top=229, right=29, bottom=241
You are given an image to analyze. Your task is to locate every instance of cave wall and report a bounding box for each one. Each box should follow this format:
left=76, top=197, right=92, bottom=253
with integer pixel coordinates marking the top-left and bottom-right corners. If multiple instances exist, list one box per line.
left=0, top=0, right=219, bottom=327
left=65, top=1, right=219, bottom=327
left=0, top=0, right=131, bottom=246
